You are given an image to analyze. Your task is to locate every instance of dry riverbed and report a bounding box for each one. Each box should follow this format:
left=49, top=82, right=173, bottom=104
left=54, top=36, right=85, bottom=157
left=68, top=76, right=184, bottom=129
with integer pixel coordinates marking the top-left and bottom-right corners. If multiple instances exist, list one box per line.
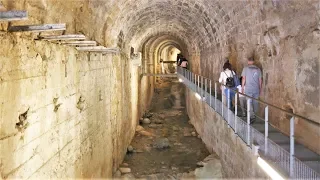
left=114, top=77, right=223, bottom=179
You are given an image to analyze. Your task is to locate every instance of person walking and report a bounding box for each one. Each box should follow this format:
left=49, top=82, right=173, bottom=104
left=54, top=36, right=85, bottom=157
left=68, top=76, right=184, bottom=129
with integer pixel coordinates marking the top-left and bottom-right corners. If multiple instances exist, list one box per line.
left=176, top=54, right=183, bottom=66
left=180, top=58, right=188, bottom=69
left=241, top=57, right=262, bottom=123
left=237, top=77, right=246, bottom=117
left=218, top=61, right=237, bottom=108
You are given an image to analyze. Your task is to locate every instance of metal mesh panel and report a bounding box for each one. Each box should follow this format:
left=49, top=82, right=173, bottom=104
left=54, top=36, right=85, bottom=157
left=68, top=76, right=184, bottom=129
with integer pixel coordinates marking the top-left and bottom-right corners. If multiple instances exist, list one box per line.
left=228, top=109, right=235, bottom=130
left=204, top=92, right=210, bottom=105
left=251, top=127, right=266, bottom=150
left=262, top=138, right=291, bottom=176
left=222, top=106, right=228, bottom=121
left=215, top=99, right=222, bottom=115
left=211, top=97, right=216, bottom=109
left=236, top=116, right=248, bottom=144
left=293, top=159, right=320, bottom=179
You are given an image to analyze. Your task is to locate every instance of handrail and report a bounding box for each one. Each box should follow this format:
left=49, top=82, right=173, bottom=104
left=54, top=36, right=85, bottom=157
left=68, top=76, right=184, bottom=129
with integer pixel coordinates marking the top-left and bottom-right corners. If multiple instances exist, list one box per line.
left=219, top=81, right=320, bottom=127
left=178, top=67, right=320, bottom=127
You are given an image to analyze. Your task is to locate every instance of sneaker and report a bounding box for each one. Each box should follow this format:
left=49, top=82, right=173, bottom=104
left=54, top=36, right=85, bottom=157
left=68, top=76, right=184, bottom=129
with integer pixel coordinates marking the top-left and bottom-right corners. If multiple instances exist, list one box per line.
left=250, top=117, right=256, bottom=124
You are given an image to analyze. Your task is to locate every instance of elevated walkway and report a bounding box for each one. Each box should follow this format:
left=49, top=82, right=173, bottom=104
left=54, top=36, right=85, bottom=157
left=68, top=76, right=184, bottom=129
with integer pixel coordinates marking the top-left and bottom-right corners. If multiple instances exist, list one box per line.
left=177, top=67, right=320, bottom=179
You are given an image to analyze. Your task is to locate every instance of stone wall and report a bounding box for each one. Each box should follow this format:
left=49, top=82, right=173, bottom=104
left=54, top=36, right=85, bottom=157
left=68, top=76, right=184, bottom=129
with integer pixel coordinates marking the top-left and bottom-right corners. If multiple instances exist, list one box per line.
left=0, top=33, right=151, bottom=179
left=185, top=89, right=268, bottom=178
left=0, top=0, right=319, bottom=178
left=196, top=0, right=320, bottom=154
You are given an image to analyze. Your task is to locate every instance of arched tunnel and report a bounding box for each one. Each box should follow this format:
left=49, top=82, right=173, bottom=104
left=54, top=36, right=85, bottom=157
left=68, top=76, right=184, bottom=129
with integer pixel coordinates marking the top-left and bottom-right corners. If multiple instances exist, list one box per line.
left=0, top=0, right=319, bottom=179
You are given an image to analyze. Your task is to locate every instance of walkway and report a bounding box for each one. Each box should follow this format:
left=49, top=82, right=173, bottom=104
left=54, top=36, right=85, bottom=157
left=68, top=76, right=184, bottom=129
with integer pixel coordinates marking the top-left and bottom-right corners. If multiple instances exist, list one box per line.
left=114, top=77, right=223, bottom=179
left=177, top=67, right=320, bottom=179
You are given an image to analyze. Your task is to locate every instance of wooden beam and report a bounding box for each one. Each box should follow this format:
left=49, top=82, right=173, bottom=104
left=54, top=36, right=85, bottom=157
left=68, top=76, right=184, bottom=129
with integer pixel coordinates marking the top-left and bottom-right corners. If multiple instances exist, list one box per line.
left=8, top=23, right=66, bottom=32
left=0, top=11, right=28, bottom=21
left=76, top=46, right=119, bottom=53
left=60, top=41, right=97, bottom=46
left=36, top=34, right=86, bottom=41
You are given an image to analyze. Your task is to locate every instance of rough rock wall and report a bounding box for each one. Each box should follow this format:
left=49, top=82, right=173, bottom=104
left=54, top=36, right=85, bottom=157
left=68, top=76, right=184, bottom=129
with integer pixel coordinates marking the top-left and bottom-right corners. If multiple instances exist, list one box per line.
left=197, top=0, right=320, bottom=154
left=0, top=33, right=137, bottom=179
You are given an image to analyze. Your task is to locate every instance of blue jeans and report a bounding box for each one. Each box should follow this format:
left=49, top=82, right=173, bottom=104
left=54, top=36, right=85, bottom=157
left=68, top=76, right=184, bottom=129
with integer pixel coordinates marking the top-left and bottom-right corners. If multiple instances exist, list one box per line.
left=245, top=91, right=260, bottom=117
left=224, top=89, right=235, bottom=109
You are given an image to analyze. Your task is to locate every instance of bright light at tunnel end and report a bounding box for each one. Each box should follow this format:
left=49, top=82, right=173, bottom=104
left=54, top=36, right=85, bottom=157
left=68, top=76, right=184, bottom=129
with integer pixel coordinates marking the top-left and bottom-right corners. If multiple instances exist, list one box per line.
left=257, top=157, right=285, bottom=180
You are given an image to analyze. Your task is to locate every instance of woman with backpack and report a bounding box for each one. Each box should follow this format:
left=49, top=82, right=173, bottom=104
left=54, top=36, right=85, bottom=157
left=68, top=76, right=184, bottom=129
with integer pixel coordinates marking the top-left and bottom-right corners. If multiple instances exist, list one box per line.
left=218, top=60, right=239, bottom=109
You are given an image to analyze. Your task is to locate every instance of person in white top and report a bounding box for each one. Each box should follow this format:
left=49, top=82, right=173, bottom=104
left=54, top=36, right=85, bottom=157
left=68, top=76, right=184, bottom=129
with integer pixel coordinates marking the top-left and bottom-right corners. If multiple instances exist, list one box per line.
left=218, top=61, right=236, bottom=107
left=237, top=77, right=246, bottom=117
left=180, top=58, right=188, bottom=69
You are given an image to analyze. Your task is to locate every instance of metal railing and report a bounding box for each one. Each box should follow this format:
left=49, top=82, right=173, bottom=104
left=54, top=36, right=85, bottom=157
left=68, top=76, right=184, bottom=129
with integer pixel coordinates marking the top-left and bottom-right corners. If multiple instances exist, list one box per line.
left=177, top=67, right=320, bottom=179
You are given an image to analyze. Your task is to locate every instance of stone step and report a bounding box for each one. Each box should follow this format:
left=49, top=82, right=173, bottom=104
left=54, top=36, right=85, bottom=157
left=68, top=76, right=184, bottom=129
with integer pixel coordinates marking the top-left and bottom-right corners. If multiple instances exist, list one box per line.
left=8, top=23, right=66, bottom=32
left=60, top=40, right=97, bottom=46
left=76, top=46, right=119, bottom=53
left=0, top=10, right=27, bottom=21
left=36, top=34, right=86, bottom=41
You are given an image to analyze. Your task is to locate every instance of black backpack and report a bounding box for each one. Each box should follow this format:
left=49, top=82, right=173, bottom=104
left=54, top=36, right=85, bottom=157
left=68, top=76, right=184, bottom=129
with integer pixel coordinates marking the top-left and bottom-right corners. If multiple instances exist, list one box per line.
left=224, top=71, right=237, bottom=88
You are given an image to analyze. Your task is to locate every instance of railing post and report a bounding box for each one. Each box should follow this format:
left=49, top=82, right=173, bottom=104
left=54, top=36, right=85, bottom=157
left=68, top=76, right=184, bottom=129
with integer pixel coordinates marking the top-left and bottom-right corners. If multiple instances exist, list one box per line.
left=265, top=106, right=269, bottom=154
left=201, top=76, right=204, bottom=97
left=247, top=98, right=251, bottom=146
left=214, top=82, right=217, bottom=110
left=195, top=74, right=198, bottom=92
left=227, top=89, right=230, bottom=126
left=194, top=74, right=197, bottom=91
left=186, top=70, right=188, bottom=81
left=209, top=80, right=212, bottom=107
left=205, top=78, right=207, bottom=102
left=185, top=69, right=187, bottom=78
left=197, top=75, right=200, bottom=93
left=185, top=69, right=187, bottom=79
left=194, top=73, right=196, bottom=91
left=222, top=87, right=224, bottom=118
left=290, top=117, right=295, bottom=177
left=235, top=93, right=238, bottom=134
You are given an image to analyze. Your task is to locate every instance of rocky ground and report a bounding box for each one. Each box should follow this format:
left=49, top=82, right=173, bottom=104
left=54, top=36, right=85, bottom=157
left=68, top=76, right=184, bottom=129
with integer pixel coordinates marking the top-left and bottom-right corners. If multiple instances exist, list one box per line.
left=113, top=77, right=223, bottom=179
